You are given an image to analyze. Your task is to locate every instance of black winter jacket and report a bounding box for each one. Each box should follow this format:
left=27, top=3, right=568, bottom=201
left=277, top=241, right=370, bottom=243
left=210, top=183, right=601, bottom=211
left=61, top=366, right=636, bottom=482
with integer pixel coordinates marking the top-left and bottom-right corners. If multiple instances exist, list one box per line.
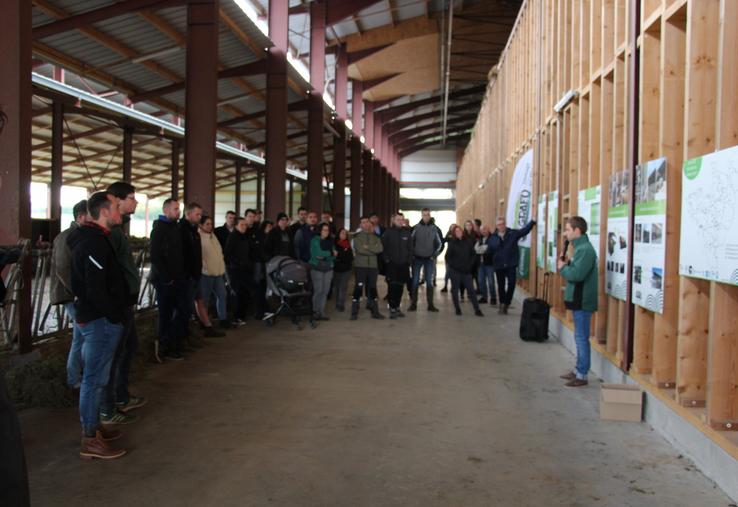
left=225, top=230, right=254, bottom=272
left=214, top=224, right=232, bottom=250
left=445, top=238, right=476, bottom=275
left=488, top=221, right=536, bottom=271
left=333, top=240, right=354, bottom=273
left=382, top=226, right=413, bottom=265
left=67, top=224, right=127, bottom=324
left=179, top=218, right=202, bottom=280
left=265, top=227, right=293, bottom=259
left=149, top=216, right=186, bottom=284
left=245, top=226, right=266, bottom=263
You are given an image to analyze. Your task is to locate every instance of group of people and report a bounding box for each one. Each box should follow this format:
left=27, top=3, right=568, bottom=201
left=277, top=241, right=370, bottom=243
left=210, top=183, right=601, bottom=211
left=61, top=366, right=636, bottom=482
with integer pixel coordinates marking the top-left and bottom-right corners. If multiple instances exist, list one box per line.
left=441, top=215, right=536, bottom=317
left=51, top=179, right=598, bottom=462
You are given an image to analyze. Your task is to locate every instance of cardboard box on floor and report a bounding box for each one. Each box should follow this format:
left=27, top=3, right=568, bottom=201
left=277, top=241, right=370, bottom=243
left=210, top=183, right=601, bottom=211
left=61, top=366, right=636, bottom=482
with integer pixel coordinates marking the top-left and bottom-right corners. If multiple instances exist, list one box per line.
left=600, top=384, right=643, bottom=422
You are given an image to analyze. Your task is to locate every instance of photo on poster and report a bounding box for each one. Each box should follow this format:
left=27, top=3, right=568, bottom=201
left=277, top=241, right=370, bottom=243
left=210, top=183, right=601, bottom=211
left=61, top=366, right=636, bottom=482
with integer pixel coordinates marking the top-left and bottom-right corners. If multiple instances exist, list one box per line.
left=606, top=170, right=630, bottom=301
left=577, top=185, right=601, bottom=258
left=633, top=157, right=667, bottom=313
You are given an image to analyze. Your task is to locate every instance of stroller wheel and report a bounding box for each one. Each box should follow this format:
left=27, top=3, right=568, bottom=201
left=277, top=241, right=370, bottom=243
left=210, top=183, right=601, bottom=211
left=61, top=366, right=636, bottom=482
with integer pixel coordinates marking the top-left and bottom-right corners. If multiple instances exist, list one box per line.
left=266, top=318, right=275, bottom=327
left=309, top=320, right=317, bottom=329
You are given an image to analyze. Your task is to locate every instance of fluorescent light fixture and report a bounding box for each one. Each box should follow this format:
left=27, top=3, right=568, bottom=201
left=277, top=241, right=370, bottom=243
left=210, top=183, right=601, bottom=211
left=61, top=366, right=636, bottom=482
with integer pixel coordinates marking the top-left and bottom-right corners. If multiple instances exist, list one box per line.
left=554, top=89, right=578, bottom=113
left=32, top=72, right=265, bottom=165
left=360, top=135, right=365, bottom=143
left=345, top=119, right=353, bottom=130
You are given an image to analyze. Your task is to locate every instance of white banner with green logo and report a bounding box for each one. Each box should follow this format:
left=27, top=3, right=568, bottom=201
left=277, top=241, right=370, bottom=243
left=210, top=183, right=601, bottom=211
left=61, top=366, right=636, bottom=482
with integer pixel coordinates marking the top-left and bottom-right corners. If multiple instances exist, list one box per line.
left=577, top=185, right=601, bottom=254
left=505, top=149, right=534, bottom=279
left=536, top=194, right=546, bottom=268
left=680, top=146, right=738, bottom=285
left=546, top=190, right=558, bottom=272
left=632, top=158, right=667, bottom=313
left=606, top=170, right=630, bottom=301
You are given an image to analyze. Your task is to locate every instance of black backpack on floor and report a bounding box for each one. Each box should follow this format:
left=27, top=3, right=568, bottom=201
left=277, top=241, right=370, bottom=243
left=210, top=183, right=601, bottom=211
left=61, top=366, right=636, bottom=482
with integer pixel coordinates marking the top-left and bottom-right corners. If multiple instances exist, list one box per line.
left=519, top=272, right=551, bottom=342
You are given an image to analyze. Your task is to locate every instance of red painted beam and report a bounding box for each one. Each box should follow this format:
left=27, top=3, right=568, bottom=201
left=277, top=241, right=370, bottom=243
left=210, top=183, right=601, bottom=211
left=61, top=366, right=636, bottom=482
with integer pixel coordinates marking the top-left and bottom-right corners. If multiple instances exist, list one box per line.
left=183, top=0, right=219, bottom=214
left=265, top=0, right=289, bottom=218
left=289, top=0, right=382, bottom=25
left=130, top=60, right=266, bottom=103
left=0, top=0, right=33, bottom=352
left=351, top=79, right=363, bottom=137
left=33, top=0, right=186, bottom=40
left=335, top=44, right=348, bottom=121
left=307, top=0, right=326, bottom=213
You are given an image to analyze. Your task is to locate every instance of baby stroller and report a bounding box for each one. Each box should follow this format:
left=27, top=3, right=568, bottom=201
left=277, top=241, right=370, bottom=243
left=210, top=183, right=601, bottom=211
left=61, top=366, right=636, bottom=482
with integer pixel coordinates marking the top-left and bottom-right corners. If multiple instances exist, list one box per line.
left=264, top=256, right=316, bottom=329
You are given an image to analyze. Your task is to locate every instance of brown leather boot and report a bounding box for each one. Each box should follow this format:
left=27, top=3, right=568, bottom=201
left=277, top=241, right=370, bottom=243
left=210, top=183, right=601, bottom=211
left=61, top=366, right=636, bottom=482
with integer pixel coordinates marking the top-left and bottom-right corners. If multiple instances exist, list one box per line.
left=98, top=426, right=123, bottom=442
left=80, top=431, right=126, bottom=460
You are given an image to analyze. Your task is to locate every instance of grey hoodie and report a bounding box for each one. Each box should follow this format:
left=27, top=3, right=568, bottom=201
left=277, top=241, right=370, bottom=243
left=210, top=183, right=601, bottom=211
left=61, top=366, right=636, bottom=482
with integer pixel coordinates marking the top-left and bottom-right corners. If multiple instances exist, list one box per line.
left=411, top=220, right=443, bottom=259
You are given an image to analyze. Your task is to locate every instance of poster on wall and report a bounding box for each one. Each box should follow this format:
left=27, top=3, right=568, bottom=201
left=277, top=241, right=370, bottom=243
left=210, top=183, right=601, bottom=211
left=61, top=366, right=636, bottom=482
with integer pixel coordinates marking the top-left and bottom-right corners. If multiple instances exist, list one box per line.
left=505, top=149, right=534, bottom=279
left=632, top=158, right=667, bottom=313
left=606, top=170, right=630, bottom=301
left=577, top=185, right=601, bottom=254
left=536, top=194, right=546, bottom=269
left=546, top=190, right=558, bottom=272
left=679, top=145, right=738, bottom=285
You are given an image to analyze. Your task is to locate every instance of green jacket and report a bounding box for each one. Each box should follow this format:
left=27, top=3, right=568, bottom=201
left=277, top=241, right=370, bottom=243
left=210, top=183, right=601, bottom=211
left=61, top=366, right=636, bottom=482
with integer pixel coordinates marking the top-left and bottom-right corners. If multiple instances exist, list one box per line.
left=309, top=236, right=335, bottom=269
left=560, top=234, right=598, bottom=312
left=352, top=231, right=383, bottom=269
left=109, top=223, right=140, bottom=303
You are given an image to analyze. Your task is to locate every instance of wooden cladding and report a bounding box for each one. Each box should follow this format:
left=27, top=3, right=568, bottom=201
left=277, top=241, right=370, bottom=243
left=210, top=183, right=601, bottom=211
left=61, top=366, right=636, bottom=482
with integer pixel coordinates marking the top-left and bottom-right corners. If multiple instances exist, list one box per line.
left=456, top=0, right=738, bottom=451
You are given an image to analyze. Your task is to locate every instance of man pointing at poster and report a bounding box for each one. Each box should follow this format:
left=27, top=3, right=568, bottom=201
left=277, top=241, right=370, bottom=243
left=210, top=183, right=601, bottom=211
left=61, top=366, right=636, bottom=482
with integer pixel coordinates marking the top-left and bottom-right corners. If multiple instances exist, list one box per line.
left=489, top=216, right=536, bottom=314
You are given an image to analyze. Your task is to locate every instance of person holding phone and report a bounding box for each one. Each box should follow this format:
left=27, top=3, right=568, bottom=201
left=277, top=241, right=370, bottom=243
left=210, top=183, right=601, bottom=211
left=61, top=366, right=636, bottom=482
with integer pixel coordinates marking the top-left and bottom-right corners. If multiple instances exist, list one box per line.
left=557, top=216, right=598, bottom=387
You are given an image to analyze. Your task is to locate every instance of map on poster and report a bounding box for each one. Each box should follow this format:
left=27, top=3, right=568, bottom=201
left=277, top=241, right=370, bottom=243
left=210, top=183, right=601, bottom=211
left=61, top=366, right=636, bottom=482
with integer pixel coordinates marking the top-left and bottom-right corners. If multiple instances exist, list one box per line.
left=536, top=194, right=546, bottom=268
left=577, top=185, right=601, bottom=254
left=632, top=158, right=667, bottom=313
left=606, top=170, right=630, bottom=301
left=679, top=145, right=738, bottom=285
left=547, top=190, right=558, bottom=272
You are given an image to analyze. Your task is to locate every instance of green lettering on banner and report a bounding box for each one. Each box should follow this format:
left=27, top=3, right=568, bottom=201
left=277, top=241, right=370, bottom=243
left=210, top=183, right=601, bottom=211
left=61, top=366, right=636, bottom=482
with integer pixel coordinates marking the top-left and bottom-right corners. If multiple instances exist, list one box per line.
left=608, top=204, right=628, bottom=218
left=635, top=200, right=666, bottom=215
left=518, top=247, right=530, bottom=279
left=584, top=186, right=598, bottom=200
left=683, top=157, right=702, bottom=180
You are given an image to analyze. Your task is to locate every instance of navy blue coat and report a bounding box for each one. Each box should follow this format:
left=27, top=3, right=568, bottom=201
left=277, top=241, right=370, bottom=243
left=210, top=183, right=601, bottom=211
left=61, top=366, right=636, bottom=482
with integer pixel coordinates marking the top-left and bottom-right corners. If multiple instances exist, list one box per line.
left=488, top=221, right=536, bottom=271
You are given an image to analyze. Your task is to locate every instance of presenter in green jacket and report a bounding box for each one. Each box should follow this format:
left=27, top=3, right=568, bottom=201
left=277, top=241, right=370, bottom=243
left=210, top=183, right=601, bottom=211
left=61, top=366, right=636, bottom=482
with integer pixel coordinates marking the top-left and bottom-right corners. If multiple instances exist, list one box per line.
left=557, top=216, right=598, bottom=387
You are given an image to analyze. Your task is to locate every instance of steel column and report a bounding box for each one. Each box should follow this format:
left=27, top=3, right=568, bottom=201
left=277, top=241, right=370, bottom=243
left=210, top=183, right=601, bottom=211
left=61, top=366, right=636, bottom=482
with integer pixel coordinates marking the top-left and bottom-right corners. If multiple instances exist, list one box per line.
left=50, top=101, right=64, bottom=221
left=288, top=178, right=294, bottom=217
left=122, top=126, right=133, bottom=182
left=361, top=150, right=373, bottom=217
left=307, top=0, right=326, bottom=213
left=332, top=122, right=346, bottom=226
left=184, top=0, right=219, bottom=214
left=365, top=101, right=374, bottom=148
left=256, top=169, right=263, bottom=211
left=372, top=159, right=382, bottom=217
left=335, top=44, right=348, bottom=121
left=351, top=80, right=363, bottom=137
left=0, top=0, right=32, bottom=352
left=234, top=159, right=242, bottom=216
left=265, top=0, right=289, bottom=218
left=350, top=137, right=362, bottom=228
left=171, top=138, right=180, bottom=200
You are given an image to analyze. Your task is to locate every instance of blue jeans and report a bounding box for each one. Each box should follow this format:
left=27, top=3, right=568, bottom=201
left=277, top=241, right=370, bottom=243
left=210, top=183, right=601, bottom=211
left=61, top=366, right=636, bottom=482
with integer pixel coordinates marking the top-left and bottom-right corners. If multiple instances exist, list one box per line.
left=199, top=275, right=227, bottom=321
left=101, top=306, right=138, bottom=413
left=64, top=303, right=83, bottom=389
left=77, top=317, right=123, bottom=436
left=478, top=265, right=496, bottom=302
left=573, top=310, right=592, bottom=379
left=412, top=257, right=434, bottom=291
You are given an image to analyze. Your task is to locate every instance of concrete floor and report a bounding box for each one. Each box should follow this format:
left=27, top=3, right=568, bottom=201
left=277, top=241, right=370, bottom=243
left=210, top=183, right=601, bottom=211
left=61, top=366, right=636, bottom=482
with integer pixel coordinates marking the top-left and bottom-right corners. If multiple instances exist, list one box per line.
left=20, top=289, right=732, bottom=507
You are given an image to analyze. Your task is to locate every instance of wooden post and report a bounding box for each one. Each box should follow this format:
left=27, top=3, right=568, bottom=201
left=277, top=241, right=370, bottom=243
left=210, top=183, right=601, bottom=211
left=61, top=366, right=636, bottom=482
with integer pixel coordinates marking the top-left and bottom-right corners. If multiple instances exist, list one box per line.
left=675, top=0, right=719, bottom=408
